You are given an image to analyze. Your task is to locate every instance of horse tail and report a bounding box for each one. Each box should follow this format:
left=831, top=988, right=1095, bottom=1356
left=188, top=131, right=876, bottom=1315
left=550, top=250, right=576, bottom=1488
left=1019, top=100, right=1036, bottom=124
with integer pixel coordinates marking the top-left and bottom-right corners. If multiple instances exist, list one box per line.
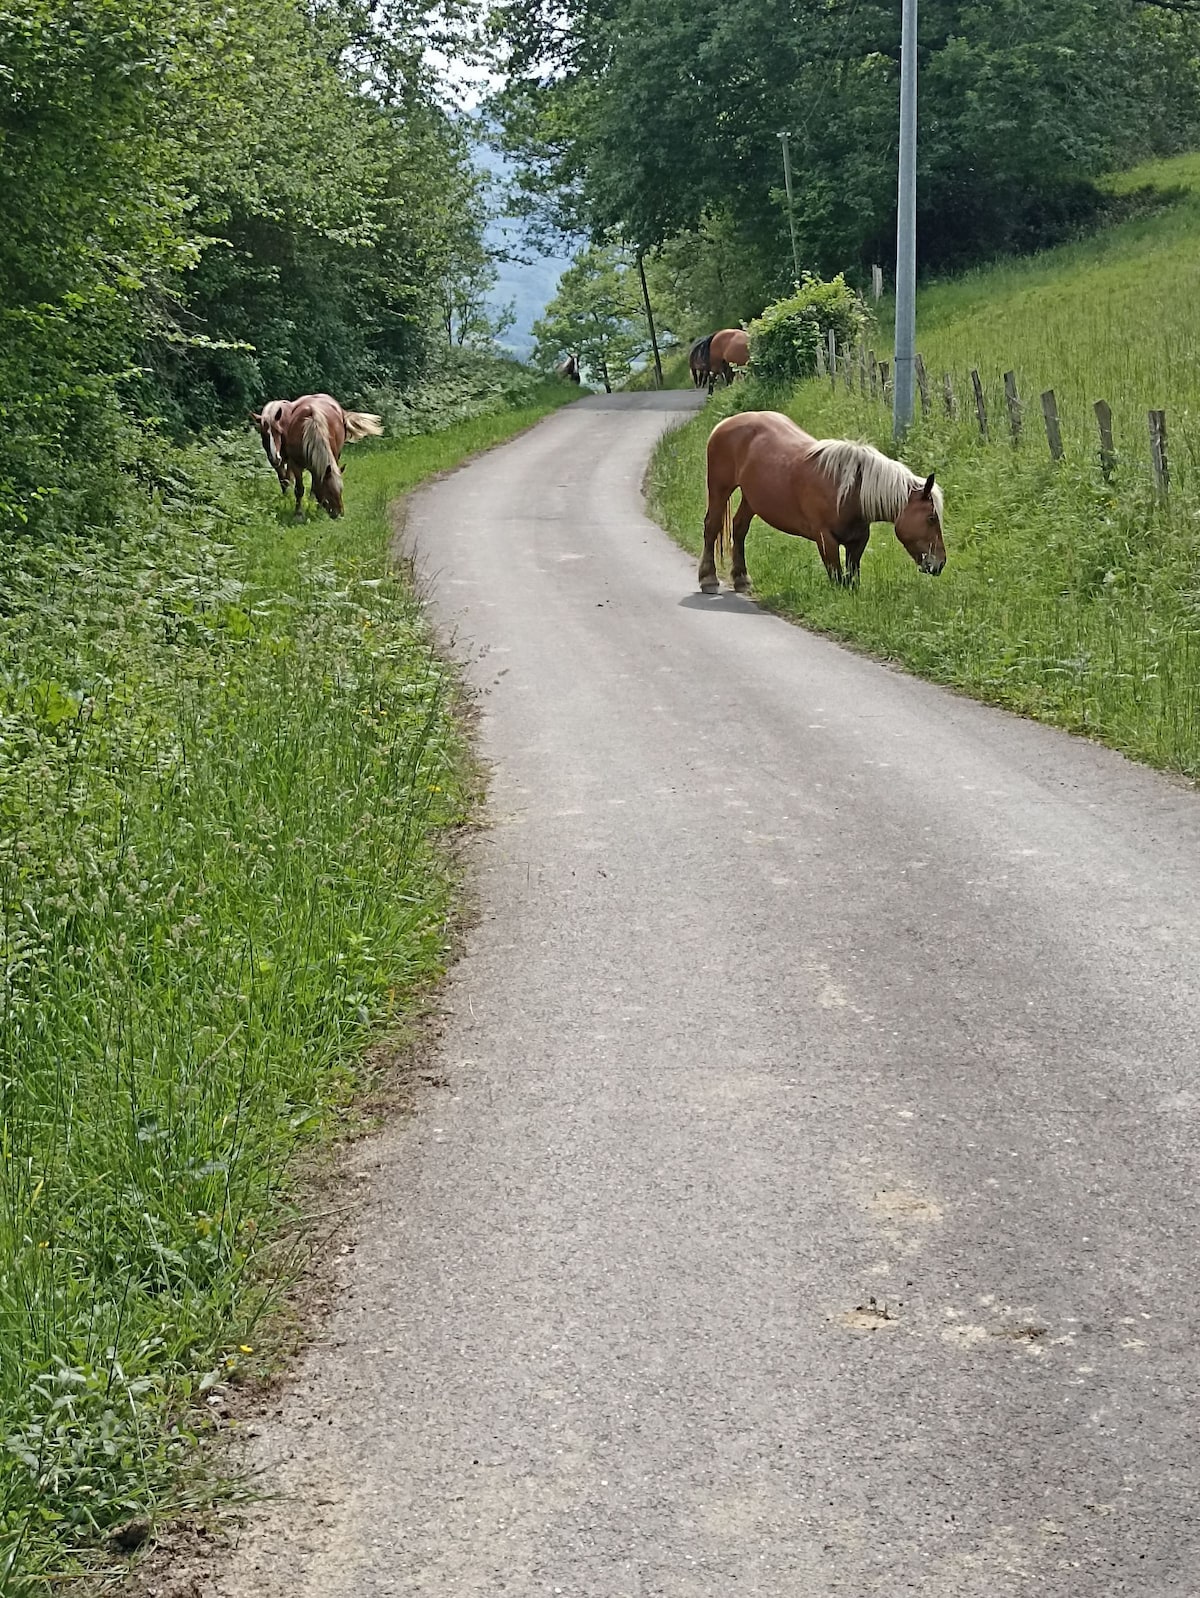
left=342, top=410, right=384, bottom=442
left=301, top=412, right=343, bottom=498
left=717, top=495, right=732, bottom=562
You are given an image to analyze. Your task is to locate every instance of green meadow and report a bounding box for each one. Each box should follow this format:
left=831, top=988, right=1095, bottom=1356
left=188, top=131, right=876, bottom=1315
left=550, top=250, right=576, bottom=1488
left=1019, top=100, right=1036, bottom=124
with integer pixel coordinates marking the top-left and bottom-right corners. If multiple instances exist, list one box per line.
left=0, top=384, right=573, bottom=1589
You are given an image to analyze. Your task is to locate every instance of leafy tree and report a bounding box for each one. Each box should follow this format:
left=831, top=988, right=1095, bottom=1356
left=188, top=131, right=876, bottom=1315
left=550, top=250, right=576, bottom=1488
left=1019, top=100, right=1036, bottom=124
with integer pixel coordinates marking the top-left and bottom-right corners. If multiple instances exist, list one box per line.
left=0, top=0, right=507, bottom=532
left=532, top=245, right=646, bottom=390
left=489, top=0, right=1200, bottom=297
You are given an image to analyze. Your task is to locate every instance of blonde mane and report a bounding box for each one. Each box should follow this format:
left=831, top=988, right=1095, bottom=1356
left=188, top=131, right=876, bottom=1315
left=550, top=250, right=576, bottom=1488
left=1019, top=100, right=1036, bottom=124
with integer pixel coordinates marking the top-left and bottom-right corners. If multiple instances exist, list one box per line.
left=805, top=437, right=943, bottom=522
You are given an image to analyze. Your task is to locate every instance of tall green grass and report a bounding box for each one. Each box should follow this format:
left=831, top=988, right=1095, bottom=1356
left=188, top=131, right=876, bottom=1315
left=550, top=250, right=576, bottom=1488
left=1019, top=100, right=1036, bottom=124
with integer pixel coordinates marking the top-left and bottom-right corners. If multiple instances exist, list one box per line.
left=647, top=154, right=1200, bottom=776
left=0, top=383, right=574, bottom=1589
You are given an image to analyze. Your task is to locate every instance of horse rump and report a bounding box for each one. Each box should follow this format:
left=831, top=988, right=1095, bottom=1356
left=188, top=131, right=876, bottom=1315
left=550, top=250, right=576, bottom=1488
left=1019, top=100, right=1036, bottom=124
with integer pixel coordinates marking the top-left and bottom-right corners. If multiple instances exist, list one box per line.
left=299, top=411, right=345, bottom=517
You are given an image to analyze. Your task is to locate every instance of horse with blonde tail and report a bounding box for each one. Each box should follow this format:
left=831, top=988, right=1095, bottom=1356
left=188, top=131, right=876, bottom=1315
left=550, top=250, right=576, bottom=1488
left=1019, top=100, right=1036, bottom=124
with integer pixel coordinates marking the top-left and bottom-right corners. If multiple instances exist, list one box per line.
left=699, top=410, right=945, bottom=592
left=278, top=393, right=383, bottom=518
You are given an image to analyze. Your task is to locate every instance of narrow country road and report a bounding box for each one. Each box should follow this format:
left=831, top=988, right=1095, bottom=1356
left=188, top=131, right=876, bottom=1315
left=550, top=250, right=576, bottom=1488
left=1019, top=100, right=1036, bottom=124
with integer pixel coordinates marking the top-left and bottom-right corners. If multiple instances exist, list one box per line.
left=217, top=392, right=1200, bottom=1596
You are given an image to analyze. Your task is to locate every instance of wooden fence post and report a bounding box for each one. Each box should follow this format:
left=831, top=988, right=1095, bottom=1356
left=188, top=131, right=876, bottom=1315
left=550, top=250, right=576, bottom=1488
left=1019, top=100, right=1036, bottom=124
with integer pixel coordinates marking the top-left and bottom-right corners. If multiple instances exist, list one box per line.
left=915, top=354, right=930, bottom=417
left=844, top=339, right=854, bottom=392
left=1094, top=400, right=1115, bottom=479
left=872, top=264, right=883, bottom=300
left=970, top=369, right=988, bottom=439
left=857, top=342, right=867, bottom=395
left=879, top=359, right=890, bottom=397
left=1003, top=371, right=1022, bottom=444
left=828, top=329, right=838, bottom=389
left=868, top=350, right=878, bottom=399
left=1041, top=390, right=1063, bottom=460
left=943, top=373, right=957, bottom=419
left=815, top=342, right=827, bottom=379
left=1149, top=409, right=1169, bottom=495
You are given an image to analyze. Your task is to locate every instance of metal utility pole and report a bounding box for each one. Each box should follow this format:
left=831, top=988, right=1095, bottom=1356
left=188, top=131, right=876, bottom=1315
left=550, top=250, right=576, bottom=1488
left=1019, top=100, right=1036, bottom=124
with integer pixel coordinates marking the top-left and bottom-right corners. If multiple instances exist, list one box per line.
left=777, top=131, right=801, bottom=285
left=636, top=252, right=663, bottom=390
left=893, top=0, right=918, bottom=438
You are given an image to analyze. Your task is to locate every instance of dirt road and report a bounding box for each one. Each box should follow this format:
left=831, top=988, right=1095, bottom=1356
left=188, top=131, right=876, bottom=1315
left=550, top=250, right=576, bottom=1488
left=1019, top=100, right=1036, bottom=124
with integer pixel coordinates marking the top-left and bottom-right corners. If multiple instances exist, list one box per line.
left=217, top=391, right=1200, bottom=1595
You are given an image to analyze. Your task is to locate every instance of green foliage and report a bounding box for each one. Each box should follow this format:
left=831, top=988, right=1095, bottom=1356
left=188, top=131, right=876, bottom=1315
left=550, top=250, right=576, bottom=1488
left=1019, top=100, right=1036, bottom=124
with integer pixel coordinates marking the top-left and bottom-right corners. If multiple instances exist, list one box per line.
left=646, top=150, right=1200, bottom=779
left=643, top=213, right=770, bottom=342
left=532, top=245, right=648, bottom=392
left=0, top=0, right=503, bottom=533
left=489, top=0, right=1200, bottom=305
left=365, top=352, right=575, bottom=435
left=0, top=379, right=575, bottom=1588
left=748, top=275, right=870, bottom=384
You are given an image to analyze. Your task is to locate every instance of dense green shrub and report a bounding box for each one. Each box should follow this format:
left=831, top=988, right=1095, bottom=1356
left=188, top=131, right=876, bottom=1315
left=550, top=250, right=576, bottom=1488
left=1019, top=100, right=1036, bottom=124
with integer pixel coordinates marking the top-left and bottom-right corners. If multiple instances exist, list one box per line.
left=747, top=274, right=870, bottom=384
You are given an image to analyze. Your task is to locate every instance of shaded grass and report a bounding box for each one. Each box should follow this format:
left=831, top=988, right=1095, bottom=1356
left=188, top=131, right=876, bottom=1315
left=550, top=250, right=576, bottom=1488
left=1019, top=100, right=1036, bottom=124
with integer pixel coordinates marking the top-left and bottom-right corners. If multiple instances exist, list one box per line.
left=0, top=380, right=575, bottom=1590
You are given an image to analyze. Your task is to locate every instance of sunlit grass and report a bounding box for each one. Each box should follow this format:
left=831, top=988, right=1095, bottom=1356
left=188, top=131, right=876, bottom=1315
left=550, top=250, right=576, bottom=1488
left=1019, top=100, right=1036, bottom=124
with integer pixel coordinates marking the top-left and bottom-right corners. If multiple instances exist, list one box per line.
left=646, top=155, right=1200, bottom=774
left=0, top=381, right=574, bottom=1589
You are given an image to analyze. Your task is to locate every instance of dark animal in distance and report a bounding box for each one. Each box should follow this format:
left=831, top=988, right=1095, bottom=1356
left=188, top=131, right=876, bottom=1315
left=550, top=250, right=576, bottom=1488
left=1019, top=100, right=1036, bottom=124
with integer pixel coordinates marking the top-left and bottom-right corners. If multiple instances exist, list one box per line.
left=688, top=335, right=713, bottom=389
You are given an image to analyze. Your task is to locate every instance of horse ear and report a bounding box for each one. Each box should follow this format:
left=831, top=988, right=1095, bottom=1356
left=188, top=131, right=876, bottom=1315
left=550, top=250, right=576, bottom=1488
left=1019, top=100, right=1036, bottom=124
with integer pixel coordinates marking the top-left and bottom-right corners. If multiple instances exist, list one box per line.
left=249, top=410, right=262, bottom=427
left=922, top=472, right=936, bottom=500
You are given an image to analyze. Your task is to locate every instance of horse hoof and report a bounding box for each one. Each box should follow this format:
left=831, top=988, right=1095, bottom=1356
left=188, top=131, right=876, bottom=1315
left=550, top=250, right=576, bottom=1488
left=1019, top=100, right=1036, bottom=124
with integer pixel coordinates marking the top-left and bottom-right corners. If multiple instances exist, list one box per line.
left=699, top=580, right=721, bottom=594
left=733, top=579, right=752, bottom=594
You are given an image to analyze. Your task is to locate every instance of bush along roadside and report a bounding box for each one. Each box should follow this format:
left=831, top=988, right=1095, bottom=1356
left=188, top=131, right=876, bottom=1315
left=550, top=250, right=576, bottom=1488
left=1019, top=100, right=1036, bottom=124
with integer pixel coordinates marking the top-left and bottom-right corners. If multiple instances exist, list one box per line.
left=647, top=376, right=1200, bottom=778
left=0, top=376, right=577, bottom=1590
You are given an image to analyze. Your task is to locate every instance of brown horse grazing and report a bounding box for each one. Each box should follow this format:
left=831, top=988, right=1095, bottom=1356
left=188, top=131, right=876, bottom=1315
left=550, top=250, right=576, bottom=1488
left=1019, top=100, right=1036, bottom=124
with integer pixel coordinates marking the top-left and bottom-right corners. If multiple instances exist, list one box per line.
left=699, top=410, right=945, bottom=592
left=278, top=393, right=383, bottom=518
left=706, top=328, right=750, bottom=393
left=250, top=399, right=295, bottom=492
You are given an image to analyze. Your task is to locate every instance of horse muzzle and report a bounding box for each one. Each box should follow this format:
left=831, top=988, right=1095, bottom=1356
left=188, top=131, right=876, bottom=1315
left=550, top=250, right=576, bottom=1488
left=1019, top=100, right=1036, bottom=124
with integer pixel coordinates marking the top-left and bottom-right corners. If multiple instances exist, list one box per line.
left=920, top=554, right=946, bottom=576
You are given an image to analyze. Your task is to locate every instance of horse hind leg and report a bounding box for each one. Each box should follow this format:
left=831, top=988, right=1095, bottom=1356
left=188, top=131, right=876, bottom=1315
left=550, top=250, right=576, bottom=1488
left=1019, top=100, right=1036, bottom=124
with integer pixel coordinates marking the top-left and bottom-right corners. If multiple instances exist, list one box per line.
left=293, top=468, right=306, bottom=518
left=730, top=496, right=755, bottom=593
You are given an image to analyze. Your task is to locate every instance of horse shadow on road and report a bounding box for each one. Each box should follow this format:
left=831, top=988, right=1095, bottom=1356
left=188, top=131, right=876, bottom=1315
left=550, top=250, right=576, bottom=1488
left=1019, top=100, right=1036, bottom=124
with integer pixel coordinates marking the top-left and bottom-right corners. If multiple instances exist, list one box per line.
left=677, top=590, right=770, bottom=616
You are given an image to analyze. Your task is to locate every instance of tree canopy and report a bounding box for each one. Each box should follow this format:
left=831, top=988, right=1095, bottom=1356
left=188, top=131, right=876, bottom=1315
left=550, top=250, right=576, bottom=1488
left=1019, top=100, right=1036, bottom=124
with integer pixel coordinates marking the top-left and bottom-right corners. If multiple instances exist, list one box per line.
left=0, top=0, right=500, bottom=533
left=488, top=0, right=1200, bottom=328
left=532, top=244, right=649, bottom=389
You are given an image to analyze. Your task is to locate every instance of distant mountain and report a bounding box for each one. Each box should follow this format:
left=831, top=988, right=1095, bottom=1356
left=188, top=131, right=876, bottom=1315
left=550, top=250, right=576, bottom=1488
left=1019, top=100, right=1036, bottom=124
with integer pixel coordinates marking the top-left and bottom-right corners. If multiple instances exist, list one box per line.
left=475, top=142, right=574, bottom=358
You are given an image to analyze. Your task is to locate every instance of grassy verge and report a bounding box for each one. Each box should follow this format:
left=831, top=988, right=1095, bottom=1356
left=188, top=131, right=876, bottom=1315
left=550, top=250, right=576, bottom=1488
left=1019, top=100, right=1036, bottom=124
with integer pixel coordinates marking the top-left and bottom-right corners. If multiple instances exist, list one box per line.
left=647, top=154, right=1200, bottom=777
left=0, top=381, right=575, bottom=1591
left=649, top=376, right=1200, bottom=776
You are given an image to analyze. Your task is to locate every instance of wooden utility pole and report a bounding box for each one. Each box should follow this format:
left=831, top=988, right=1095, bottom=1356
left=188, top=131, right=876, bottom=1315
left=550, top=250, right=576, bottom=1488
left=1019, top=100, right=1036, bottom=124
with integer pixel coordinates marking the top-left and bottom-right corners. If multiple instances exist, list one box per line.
left=635, top=253, right=663, bottom=390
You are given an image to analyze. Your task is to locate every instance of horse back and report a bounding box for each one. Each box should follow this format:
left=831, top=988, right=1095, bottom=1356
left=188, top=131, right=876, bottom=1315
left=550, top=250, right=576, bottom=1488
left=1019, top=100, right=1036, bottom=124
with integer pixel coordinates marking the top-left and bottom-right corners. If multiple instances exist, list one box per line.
left=710, top=328, right=749, bottom=366
left=284, top=393, right=347, bottom=458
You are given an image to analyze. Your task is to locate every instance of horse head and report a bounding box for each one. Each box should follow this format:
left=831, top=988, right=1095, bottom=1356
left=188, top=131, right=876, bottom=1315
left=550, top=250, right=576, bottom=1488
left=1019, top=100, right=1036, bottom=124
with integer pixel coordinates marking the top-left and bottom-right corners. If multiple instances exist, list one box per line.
left=315, top=465, right=344, bottom=518
left=894, top=472, right=946, bottom=575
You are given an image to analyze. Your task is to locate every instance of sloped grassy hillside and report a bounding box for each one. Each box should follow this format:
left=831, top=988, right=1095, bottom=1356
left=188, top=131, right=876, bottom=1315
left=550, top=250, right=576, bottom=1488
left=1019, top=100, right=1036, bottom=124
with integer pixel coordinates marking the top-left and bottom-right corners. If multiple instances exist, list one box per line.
left=648, top=153, right=1200, bottom=776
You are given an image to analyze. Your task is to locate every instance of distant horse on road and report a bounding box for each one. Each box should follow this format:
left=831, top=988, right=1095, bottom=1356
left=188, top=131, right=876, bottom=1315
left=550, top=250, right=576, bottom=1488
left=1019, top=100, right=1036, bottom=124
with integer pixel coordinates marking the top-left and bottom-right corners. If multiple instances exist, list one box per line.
left=699, top=410, right=945, bottom=592
left=274, top=394, right=383, bottom=518
left=555, top=353, right=581, bottom=384
left=706, top=329, right=750, bottom=394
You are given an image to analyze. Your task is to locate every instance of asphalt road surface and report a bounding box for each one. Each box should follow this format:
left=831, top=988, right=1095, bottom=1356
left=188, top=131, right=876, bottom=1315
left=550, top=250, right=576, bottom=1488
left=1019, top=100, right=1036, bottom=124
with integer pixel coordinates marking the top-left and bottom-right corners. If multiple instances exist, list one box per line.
left=217, top=391, right=1200, bottom=1596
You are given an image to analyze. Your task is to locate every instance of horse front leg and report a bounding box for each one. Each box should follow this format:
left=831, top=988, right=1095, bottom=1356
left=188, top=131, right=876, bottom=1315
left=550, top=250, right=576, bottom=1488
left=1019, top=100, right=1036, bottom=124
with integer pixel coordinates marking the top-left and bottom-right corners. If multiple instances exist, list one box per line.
left=816, top=530, right=844, bottom=583
left=842, top=526, right=870, bottom=586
